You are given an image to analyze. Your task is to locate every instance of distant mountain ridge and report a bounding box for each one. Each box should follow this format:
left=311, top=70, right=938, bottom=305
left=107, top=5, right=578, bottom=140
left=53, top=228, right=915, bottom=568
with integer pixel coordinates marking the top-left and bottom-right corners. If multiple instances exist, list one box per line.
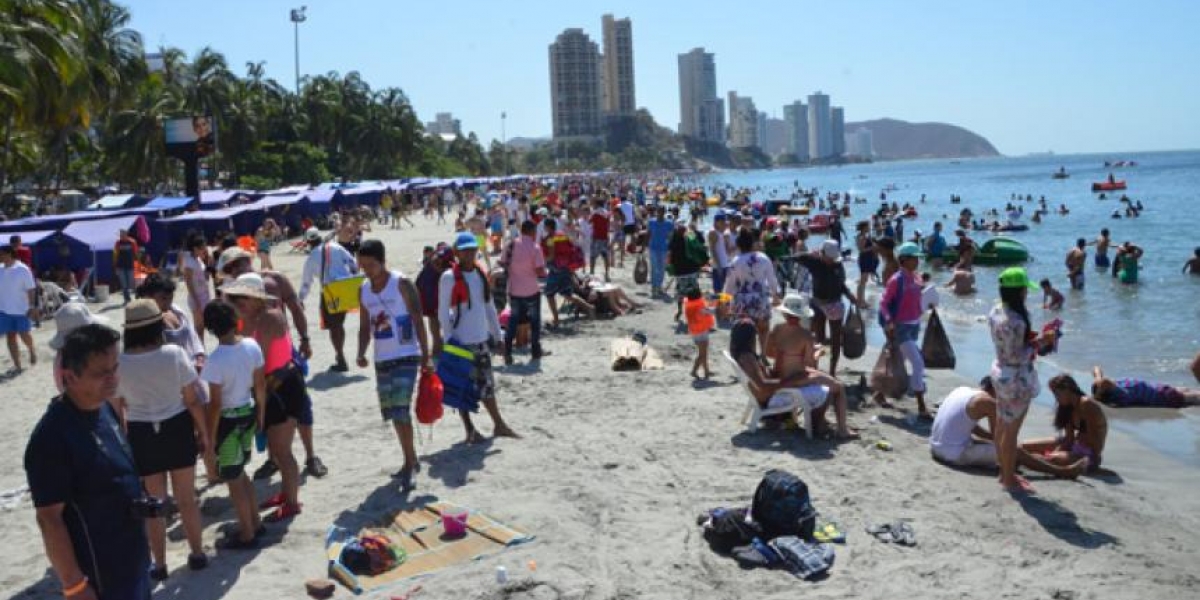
left=847, top=118, right=1000, bottom=160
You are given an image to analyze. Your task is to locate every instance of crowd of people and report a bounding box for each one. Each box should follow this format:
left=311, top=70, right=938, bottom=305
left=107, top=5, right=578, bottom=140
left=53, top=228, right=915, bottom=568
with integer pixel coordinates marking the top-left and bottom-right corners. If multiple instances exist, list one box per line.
left=13, top=174, right=1200, bottom=599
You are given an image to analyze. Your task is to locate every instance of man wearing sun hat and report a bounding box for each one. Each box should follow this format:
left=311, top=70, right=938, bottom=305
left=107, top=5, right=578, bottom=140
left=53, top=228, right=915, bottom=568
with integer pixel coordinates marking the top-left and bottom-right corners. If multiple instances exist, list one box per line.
left=794, top=239, right=864, bottom=376
left=438, top=232, right=519, bottom=444
left=764, top=293, right=859, bottom=439
left=48, top=303, right=108, bottom=392
left=299, top=228, right=359, bottom=372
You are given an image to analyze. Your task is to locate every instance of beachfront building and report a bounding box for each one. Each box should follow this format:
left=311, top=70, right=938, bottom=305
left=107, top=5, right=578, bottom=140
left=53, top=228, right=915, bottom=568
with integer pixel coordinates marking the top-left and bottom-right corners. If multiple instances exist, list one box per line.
left=762, top=117, right=789, bottom=157
left=549, top=28, right=604, bottom=140
left=783, top=100, right=810, bottom=160
left=727, top=92, right=759, bottom=149
left=848, top=127, right=875, bottom=158
left=831, top=106, right=846, bottom=157
left=677, top=48, right=725, bottom=143
left=426, top=112, right=462, bottom=138
left=807, top=91, right=833, bottom=159
left=601, top=15, right=636, bottom=117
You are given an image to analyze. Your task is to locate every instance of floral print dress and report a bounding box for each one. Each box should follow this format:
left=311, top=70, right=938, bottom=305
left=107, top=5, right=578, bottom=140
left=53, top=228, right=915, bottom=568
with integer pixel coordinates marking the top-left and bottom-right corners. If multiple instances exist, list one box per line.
left=724, top=251, right=779, bottom=321
left=988, top=303, right=1039, bottom=422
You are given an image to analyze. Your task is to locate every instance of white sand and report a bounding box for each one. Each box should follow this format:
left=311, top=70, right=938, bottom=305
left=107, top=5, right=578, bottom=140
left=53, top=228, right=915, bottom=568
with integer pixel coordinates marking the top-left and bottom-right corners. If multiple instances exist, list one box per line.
left=2, top=212, right=1198, bottom=600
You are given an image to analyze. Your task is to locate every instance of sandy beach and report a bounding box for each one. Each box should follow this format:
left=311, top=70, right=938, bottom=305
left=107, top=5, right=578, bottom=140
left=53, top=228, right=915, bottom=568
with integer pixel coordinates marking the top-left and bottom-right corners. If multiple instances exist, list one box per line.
left=2, top=212, right=1198, bottom=600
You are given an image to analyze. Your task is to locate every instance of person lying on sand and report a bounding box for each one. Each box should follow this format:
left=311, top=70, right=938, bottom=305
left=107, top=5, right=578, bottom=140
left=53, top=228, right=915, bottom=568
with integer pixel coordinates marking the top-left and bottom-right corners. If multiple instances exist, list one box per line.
left=1021, top=375, right=1108, bottom=475
left=1090, top=365, right=1200, bottom=408
left=931, top=377, right=1085, bottom=479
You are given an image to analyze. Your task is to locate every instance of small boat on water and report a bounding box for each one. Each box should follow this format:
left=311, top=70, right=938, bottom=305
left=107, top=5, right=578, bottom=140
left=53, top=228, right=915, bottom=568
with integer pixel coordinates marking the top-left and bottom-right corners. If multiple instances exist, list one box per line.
left=1053, top=167, right=1070, bottom=179
left=1092, top=180, right=1127, bottom=192
left=940, top=238, right=1029, bottom=266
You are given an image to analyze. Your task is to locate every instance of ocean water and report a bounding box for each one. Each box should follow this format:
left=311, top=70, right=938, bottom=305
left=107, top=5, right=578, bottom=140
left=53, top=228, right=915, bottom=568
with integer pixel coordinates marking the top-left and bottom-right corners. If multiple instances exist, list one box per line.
left=698, top=150, right=1200, bottom=467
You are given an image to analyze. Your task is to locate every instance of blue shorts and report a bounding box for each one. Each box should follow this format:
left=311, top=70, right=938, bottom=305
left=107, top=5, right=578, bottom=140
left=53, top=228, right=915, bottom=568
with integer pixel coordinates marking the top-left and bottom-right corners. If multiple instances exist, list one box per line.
left=0, top=312, right=31, bottom=334
left=544, top=267, right=575, bottom=297
left=376, top=356, right=420, bottom=423
left=895, top=322, right=921, bottom=343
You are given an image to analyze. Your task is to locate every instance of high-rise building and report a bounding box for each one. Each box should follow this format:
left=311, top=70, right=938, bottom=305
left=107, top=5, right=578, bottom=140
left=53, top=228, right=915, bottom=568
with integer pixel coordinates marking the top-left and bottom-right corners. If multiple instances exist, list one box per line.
left=756, top=111, right=768, bottom=151
left=848, top=128, right=874, bottom=158
left=549, top=28, right=604, bottom=139
left=425, top=112, right=462, bottom=137
left=831, top=106, right=845, bottom=157
left=677, top=48, right=724, bottom=143
left=783, top=101, right=809, bottom=160
left=762, top=117, right=789, bottom=157
left=727, top=91, right=759, bottom=149
left=601, top=14, right=635, bottom=117
left=807, top=91, right=832, bottom=159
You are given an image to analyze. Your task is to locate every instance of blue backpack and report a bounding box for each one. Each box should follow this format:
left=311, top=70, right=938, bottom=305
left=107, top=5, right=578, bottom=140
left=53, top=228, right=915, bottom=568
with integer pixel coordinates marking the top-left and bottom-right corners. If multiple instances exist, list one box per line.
left=751, top=470, right=817, bottom=541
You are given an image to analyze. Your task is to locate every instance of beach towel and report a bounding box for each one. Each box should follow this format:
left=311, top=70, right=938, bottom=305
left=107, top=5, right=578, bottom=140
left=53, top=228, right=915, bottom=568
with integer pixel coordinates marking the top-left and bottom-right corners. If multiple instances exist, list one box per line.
left=921, top=308, right=956, bottom=369
left=436, top=343, right=477, bottom=412
left=325, top=501, right=534, bottom=594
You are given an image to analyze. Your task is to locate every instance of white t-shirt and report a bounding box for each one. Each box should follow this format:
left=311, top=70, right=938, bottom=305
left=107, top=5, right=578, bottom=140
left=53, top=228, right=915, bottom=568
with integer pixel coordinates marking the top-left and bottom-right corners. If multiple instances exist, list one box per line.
left=0, top=261, right=35, bottom=314
left=929, top=386, right=982, bottom=461
left=181, top=253, right=209, bottom=301
left=921, top=285, right=940, bottom=313
left=619, top=201, right=636, bottom=225
left=118, top=345, right=199, bottom=422
left=438, top=267, right=501, bottom=345
left=201, top=338, right=264, bottom=410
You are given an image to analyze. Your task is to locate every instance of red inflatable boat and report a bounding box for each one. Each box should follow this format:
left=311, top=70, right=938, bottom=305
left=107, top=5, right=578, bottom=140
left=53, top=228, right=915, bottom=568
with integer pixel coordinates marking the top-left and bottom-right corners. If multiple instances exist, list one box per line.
left=1092, top=180, right=1126, bottom=192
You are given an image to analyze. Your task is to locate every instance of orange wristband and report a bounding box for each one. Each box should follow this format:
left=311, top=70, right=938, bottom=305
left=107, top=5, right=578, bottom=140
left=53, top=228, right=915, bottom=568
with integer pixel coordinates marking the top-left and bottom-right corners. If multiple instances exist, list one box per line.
left=63, top=576, right=89, bottom=597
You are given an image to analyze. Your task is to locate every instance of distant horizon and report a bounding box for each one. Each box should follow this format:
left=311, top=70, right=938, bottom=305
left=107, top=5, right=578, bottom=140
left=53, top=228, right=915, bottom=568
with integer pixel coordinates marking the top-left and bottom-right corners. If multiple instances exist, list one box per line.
left=121, top=0, right=1200, bottom=156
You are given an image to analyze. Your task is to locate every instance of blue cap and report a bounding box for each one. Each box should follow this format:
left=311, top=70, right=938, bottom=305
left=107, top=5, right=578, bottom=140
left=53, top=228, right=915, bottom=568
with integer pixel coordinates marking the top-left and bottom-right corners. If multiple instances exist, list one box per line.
left=897, top=242, right=921, bottom=258
left=453, top=232, right=478, bottom=250
left=713, top=213, right=728, bottom=222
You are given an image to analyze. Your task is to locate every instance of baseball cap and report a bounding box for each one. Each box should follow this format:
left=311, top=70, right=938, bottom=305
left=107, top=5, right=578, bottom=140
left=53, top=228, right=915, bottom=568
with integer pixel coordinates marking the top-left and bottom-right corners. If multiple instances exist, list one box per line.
left=453, top=232, right=479, bottom=250
left=713, top=212, right=728, bottom=222
left=820, top=239, right=841, bottom=259
left=897, top=242, right=921, bottom=258
left=304, top=227, right=321, bottom=242
left=998, top=267, right=1039, bottom=290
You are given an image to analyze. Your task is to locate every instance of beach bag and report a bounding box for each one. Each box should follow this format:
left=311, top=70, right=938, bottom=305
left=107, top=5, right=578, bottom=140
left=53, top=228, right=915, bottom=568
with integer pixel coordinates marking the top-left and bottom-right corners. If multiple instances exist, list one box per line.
left=699, top=507, right=762, bottom=554
left=841, top=304, right=866, bottom=360
left=633, top=254, right=648, bottom=284
left=871, top=343, right=909, bottom=399
left=921, top=308, right=956, bottom=369
left=685, top=232, right=709, bottom=267
left=415, top=372, right=444, bottom=425
left=751, top=470, right=817, bottom=541
left=436, top=343, right=478, bottom=412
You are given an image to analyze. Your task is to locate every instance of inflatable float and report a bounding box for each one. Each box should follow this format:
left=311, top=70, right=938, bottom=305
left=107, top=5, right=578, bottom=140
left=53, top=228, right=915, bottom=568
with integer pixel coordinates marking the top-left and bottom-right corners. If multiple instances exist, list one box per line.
left=940, top=238, right=1029, bottom=266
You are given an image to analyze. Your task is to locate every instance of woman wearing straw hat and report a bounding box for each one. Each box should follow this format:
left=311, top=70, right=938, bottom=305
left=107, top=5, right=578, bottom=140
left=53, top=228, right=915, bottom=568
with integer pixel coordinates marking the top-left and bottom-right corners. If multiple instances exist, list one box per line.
left=114, top=299, right=210, bottom=580
left=222, top=273, right=304, bottom=521
left=988, top=267, right=1043, bottom=495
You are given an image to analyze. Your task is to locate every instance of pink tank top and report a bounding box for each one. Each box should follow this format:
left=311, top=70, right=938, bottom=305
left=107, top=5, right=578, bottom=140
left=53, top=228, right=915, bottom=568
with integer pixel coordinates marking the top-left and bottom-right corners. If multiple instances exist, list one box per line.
left=257, top=330, right=293, bottom=373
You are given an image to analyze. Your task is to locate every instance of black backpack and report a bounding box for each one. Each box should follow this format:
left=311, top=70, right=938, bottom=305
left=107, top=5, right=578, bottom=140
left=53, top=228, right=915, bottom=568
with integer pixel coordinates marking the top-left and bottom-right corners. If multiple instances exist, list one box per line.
left=751, top=470, right=817, bottom=541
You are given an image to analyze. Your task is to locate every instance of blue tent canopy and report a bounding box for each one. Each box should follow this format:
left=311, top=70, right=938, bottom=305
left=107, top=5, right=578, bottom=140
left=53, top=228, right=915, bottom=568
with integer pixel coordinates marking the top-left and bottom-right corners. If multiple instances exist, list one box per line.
left=18, top=229, right=93, bottom=275
left=62, top=215, right=148, bottom=285
left=145, top=196, right=194, bottom=211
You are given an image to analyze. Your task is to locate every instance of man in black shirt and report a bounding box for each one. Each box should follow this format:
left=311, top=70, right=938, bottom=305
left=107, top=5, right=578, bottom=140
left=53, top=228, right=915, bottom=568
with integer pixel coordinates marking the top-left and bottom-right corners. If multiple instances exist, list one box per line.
left=795, top=240, right=863, bottom=375
left=25, top=324, right=151, bottom=600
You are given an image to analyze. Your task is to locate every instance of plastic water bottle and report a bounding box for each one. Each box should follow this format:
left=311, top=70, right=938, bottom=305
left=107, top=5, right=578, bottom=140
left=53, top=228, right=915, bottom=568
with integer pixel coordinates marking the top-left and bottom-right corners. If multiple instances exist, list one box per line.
left=495, top=565, right=508, bottom=584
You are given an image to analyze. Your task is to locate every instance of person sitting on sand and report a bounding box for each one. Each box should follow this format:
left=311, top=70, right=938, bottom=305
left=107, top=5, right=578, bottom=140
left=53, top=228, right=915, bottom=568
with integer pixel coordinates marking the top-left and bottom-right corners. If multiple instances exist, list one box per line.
left=1040, top=279, right=1064, bottom=310
left=574, top=274, right=638, bottom=317
left=931, top=377, right=1085, bottom=477
left=1021, top=375, right=1109, bottom=473
left=1182, top=247, right=1200, bottom=275
left=1090, top=365, right=1200, bottom=408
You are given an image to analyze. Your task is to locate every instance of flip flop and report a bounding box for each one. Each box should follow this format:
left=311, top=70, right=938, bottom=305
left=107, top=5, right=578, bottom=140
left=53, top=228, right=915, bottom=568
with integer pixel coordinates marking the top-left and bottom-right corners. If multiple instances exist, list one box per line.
left=814, top=520, right=846, bottom=543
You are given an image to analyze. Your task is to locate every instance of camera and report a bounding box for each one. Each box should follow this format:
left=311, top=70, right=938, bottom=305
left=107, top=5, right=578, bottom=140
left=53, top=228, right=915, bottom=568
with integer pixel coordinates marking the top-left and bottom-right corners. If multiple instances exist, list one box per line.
left=130, top=496, right=165, bottom=519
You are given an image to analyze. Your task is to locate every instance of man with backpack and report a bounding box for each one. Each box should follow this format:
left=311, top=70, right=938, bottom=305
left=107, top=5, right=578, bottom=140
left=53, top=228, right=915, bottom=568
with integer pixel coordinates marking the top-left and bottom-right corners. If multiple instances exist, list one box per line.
left=355, top=240, right=430, bottom=489
left=438, top=232, right=519, bottom=444
left=501, top=220, right=550, bottom=365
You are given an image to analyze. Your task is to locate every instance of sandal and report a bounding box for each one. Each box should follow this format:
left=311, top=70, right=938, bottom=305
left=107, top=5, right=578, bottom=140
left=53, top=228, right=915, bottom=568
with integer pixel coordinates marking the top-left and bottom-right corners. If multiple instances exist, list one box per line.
left=149, top=564, right=168, bottom=582
left=187, top=553, right=208, bottom=570
left=264, top=502, right=302, bottom=523
left=259, top=492, right=286, bottom=510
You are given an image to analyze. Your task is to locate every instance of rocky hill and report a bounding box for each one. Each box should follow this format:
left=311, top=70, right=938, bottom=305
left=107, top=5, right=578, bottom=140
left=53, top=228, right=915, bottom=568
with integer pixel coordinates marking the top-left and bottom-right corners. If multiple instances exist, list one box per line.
left=847, top=118, right=1000, bottom=160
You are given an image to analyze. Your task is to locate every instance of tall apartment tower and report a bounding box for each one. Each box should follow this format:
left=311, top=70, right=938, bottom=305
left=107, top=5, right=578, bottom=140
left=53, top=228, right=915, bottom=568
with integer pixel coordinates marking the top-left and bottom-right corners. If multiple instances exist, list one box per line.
left=727, top=91, right=759, bottom=149
left=807, top=91, right=832, bottom=159
left=549, top=28, right=604, bottom=139
left=783, top=100, right=809, bottom=160
left=831, top=106, right=845, bottom=157
left=601, top=14, right=635, bottom=117
left=677, top=48, right=724, bottom=143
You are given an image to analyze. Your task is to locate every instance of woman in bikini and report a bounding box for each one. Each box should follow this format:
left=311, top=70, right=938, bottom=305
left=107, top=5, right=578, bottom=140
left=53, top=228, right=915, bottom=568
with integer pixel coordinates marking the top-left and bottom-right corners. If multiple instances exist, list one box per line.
left=1021, top=375, right=1106, bottom=473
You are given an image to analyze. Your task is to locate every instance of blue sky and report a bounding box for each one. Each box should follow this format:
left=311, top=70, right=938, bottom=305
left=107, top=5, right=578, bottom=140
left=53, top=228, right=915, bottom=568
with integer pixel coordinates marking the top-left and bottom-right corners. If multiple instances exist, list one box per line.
left=124, top=0, right=1199, bottom=155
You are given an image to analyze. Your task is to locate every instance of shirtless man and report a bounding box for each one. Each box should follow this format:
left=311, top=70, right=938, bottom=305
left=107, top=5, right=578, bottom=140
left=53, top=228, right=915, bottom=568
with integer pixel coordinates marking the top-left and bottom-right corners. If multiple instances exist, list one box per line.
left=945, top=264, right=976, bottom=295
left=1182, top=247, right=1200, bottom=275
left=1064, top=238, right=1087, bottom=290
left=218, top=249, right=328, bottom=479
left=953, top=230, right=975, bottom=269
left=1092, top=228, right=1112, bottom=269
left=762, top=294, right=859, bottom=439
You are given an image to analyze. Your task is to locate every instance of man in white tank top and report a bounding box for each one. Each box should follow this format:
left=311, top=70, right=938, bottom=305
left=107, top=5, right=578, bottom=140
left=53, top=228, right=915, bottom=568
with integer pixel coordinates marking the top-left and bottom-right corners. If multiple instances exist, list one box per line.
left=354, top=240, right=430, bottom=489
left=707, top=213, right=734, bottom=294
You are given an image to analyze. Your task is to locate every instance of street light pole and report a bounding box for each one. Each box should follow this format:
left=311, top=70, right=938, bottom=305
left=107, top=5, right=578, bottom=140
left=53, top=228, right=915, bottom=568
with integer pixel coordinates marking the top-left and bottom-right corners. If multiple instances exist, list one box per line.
left=290, top=6, right=307, bottom=95
left=500, top=111, right=507, bottom=175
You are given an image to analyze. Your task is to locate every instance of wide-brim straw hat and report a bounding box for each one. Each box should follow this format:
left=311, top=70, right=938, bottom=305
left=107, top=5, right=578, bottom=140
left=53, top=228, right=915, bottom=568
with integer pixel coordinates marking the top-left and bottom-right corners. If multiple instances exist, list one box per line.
left=221, top=272, right=276, bottom=301
left=124, top=299, right=164, bottom=329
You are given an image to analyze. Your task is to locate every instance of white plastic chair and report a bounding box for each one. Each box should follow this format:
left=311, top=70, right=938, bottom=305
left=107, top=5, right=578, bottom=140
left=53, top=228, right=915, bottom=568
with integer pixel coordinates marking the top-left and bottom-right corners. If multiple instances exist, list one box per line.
left=723, top=351, right=813, bottom=439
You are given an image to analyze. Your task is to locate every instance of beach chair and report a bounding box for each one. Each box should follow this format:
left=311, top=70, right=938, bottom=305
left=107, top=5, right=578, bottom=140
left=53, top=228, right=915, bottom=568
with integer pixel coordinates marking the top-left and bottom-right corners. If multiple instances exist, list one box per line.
left=723, top=351, right=813, bottom=439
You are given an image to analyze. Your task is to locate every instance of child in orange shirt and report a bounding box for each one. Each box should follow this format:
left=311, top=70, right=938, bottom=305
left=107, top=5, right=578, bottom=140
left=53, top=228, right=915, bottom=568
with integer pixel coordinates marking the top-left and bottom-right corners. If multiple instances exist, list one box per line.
left=684, top=288, right=716, bottom=379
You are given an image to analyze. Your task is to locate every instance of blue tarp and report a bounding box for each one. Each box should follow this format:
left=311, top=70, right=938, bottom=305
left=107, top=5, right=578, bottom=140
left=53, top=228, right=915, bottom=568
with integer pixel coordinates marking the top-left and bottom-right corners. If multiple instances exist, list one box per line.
left=62, top=215, right=148, bottom=285
left=18, top=230, right=93, bottom=274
